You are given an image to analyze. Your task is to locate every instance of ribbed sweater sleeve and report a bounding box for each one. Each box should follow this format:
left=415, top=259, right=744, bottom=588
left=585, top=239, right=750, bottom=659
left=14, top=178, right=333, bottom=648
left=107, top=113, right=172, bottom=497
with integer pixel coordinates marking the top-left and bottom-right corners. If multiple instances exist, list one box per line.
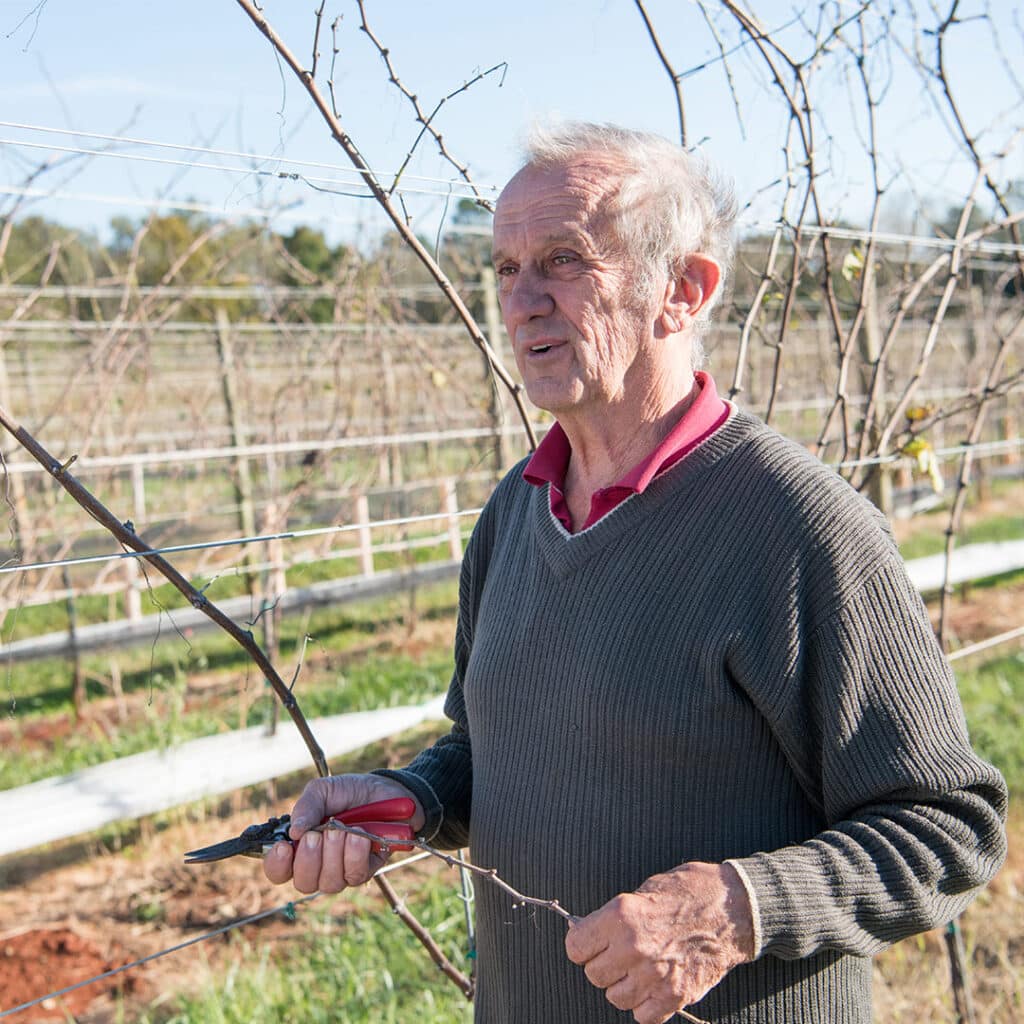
left=729, top=558, right=1008, bottom=958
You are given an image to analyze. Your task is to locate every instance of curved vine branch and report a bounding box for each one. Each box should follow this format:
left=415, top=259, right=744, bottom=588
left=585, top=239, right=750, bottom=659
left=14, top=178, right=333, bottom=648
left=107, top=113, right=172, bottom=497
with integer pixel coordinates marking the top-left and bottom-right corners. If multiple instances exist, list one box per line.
left=0, top=401, right=476, bottom=997
left=0, top=404, right=330, bottom=775
left=234, top=0, right=536, bottom=451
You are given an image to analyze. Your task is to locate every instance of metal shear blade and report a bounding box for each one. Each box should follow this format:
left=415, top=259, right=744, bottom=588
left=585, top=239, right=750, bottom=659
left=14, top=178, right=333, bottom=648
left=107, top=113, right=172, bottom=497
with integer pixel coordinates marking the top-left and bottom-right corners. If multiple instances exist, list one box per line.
left=184, top=797, right=417, bottom=864
left=184, top=815, right=292, bottom=863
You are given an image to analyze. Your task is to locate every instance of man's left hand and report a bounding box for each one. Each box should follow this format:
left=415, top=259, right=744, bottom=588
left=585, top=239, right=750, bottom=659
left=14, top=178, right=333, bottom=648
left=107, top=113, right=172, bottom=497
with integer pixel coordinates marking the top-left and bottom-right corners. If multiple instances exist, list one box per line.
left=564, top=861, right=755, bottom=1024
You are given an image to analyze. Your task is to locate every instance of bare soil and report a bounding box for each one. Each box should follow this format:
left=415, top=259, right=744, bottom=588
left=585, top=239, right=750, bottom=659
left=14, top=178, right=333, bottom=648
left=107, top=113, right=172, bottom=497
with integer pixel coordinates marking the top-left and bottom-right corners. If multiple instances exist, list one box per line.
left=0, top=928, right=134, bottom=1021
left=0, top=725, right=446, bottom=1023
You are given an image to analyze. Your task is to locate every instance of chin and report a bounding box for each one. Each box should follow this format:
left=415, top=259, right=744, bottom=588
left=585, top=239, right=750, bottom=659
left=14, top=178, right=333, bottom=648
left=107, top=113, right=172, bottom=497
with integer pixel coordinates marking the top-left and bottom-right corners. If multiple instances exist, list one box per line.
left=524, top=380, right=584, bottom=414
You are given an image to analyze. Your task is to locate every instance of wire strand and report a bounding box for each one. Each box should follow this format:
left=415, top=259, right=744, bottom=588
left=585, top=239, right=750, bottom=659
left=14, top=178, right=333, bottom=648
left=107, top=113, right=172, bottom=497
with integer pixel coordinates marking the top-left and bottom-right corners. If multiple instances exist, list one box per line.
left=1, top=439, right=1020, bottom=579
left=0, top=137, right=488, bottom=202
left=0, top=507, right=484, bottom=575
left=0, top=848, right=435, bottom=1020
left=2, top=121, right=1021, bottom=252
left=947, top=625, right=1024, bottom=662
left=0, top=894, right=320, bottom=1019
left=747, top=220, right=1024, bottom=257
left=0, top=120, right=500, bottom=192
left=831, top=436, right=1023, bottom=470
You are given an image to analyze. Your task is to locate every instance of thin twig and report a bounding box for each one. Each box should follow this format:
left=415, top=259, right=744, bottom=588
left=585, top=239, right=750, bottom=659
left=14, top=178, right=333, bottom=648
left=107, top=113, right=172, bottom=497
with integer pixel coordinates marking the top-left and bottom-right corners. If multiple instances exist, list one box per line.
left=329, top=821, right=713, bottom=1024
left=234, top=0, right=536, bottom=450
left=633, top=0, right=686, bottom=146
left=357, top=0, right=501, bottom=210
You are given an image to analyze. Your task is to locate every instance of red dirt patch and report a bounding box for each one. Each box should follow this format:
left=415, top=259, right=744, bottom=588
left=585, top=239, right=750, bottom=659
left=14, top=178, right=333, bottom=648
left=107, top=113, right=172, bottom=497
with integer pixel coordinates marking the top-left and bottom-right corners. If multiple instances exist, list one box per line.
left=0, top=927, right=134, bottom=1021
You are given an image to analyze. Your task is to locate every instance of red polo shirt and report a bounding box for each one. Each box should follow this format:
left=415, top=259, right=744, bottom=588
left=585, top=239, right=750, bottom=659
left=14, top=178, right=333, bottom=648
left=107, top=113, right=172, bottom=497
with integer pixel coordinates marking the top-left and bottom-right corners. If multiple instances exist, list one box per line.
left=523, top=371, right=731, bottom=533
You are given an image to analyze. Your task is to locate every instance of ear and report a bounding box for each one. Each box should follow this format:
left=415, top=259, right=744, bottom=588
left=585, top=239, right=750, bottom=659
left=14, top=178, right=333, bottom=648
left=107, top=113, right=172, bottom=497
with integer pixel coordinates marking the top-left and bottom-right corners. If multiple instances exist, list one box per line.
left=657, top=253, right=721, bottom=336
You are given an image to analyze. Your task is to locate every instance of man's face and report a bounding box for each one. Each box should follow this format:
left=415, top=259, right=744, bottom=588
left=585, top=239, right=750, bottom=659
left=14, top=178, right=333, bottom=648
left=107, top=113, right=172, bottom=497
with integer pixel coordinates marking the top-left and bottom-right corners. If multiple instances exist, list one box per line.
left=491, top=159, right=664, bottom=418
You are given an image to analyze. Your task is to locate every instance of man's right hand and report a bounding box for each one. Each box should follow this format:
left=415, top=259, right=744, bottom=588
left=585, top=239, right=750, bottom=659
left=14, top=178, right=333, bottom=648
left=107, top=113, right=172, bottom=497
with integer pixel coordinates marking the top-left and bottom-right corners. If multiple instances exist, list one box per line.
left=263, top=773, right=424, bottom=893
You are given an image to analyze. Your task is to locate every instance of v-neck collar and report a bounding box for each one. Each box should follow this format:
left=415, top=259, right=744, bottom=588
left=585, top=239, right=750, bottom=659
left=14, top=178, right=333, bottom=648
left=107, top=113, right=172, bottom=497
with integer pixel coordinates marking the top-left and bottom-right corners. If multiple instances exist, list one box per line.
left=529, top=412, right=754, bottom=578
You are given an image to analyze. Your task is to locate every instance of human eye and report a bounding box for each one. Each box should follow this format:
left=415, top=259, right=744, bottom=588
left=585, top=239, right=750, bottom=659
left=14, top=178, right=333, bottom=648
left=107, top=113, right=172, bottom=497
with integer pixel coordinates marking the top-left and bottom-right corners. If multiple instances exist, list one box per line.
left=495, top=262, right=518, bottom=277
left=549, top=250, right=580, bottom=268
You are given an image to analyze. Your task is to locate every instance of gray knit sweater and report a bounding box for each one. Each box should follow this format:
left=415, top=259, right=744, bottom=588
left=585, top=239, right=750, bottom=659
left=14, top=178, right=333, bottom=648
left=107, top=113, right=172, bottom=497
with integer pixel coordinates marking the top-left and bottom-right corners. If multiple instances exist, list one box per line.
left=379, top=411, right=1007, bottom=1024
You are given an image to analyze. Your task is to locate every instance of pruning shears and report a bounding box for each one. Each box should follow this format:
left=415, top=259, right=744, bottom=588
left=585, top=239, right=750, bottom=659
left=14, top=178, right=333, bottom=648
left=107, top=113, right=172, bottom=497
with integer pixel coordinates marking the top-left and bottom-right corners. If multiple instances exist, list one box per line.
left=184, top=797, right=417, bottom=863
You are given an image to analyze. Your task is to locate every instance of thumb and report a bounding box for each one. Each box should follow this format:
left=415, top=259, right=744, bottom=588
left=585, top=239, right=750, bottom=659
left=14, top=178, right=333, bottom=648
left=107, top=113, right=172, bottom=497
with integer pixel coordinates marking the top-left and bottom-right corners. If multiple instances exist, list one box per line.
left=288, top=777, right=334, bottom=838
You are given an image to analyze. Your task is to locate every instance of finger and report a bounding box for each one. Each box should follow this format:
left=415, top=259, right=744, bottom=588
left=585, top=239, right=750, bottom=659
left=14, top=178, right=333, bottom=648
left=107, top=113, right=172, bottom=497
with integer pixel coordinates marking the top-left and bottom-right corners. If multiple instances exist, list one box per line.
left=316, top=828, right=347, bottom=893
left=583, top=950, right=628, bottom=990
left=341, top=831, right=374, bottom=886
left=631, top=994, right=678, bottom=1024
left=263, top=840, right=295, bottom=885
left=605, top=974, right=640, bottom=1012
left=564, top=915, right=611, bottom=964
left=292, top=829, right=325, bottom=894
left=289, top=778, right=331, bottom=839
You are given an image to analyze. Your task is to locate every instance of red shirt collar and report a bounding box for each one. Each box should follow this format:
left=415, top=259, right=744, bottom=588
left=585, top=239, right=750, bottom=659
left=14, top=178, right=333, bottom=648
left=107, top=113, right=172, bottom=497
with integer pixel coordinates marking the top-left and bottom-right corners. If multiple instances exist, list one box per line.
left=523, top=371, right=730, bottom=531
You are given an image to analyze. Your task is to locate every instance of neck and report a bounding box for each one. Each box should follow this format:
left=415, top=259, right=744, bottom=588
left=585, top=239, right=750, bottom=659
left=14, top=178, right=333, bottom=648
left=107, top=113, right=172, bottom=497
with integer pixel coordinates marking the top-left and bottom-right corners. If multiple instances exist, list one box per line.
left=561, top=371, right=700, bottom=496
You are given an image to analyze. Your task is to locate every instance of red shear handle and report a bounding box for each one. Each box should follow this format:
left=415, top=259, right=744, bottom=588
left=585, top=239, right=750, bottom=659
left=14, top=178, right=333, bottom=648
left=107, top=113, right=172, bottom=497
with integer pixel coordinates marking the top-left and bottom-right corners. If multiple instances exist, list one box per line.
left=334, top=797, right=416, bottom=826
left=322, top=797, right=417, bottom=854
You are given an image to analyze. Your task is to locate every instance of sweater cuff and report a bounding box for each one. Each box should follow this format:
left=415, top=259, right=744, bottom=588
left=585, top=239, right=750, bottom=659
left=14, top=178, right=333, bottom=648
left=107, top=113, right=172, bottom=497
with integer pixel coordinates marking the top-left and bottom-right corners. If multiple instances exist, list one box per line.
left=728, top=849, right=826, bottom=959
left=371, top=768, right=444, bottom=843
left=724, top=858, right=764, bottom=959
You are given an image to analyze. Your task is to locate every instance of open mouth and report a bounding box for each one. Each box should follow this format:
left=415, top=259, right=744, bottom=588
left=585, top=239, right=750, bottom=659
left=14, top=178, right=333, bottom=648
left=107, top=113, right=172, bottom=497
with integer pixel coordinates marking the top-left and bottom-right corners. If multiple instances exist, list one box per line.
left=530, top=344, right=553, bottom=354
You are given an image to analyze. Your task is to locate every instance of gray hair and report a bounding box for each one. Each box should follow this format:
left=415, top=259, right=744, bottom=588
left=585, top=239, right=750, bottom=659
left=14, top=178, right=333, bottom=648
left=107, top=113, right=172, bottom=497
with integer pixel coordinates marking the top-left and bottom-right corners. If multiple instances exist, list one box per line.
left=520, top=122, right=737, bottom=353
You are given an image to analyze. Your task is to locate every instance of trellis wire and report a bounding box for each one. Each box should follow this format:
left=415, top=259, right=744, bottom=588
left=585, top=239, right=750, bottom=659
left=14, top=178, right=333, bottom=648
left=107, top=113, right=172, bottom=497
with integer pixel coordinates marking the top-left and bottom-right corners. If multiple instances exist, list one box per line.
left=0, top=506, right=484, bottom=576
left=0, top=849, right=434, bottom=1021
left=946, top=625, right=1024, bottom=663
left=0, top=119, right=501, bottom=193
left=1, top=436, right=1018, bottom=580
left=4, top=126, right=1022, bottom=254
left=832, top=436, right=1022, bottom=470
left=0, top=137, right=490, bottom=202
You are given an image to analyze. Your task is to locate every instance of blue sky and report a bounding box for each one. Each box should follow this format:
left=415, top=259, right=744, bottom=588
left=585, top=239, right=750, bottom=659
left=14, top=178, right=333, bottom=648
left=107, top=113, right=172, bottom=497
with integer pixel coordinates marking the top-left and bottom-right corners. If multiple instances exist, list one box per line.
left=1, top=1, right=1020, bottom=245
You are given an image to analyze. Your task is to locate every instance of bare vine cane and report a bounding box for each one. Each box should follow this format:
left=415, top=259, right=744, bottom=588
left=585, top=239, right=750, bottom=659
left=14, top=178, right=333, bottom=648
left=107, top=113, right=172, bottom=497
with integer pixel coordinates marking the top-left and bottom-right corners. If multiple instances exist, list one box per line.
left=233, top=0, right=537, bottom=453
left=355, top=0, right=502, bottom=210
left=0, top=404, right=474, bottom=1001
left=331, top=821, right=714, bottom=1024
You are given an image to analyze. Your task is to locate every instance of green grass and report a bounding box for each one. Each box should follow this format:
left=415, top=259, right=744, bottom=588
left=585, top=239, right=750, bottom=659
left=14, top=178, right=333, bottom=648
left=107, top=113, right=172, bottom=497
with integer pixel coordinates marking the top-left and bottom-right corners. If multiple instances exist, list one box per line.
left=0, top=582, right=458, bottom=790
left=897, top=509, right=1024, bottom=562
left=957, top=651, right=1024, bottom=796
left=3, top=581, right=458, bottom=716
left=140, top=877, right=474, bottom=1024
left=0, top=645, right=453, bottom=791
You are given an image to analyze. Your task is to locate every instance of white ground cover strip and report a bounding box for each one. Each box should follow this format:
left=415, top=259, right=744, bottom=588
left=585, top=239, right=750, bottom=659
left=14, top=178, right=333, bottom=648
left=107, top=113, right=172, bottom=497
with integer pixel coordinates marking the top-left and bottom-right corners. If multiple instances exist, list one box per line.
left=0, top=696, right=446, bottom=857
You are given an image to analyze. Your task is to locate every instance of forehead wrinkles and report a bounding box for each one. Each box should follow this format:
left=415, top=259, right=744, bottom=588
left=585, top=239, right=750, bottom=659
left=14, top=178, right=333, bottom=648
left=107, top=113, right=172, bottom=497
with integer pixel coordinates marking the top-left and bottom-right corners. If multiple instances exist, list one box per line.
left=493, top=160, right=627, bottom=253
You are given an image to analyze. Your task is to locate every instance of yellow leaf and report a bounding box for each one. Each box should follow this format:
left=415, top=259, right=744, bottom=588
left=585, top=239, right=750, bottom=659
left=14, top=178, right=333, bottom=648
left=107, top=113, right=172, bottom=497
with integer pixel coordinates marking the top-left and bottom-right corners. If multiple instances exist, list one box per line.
left=841, top=247, right=865, bottom=282
left=902, top=438, right=944, bottom=494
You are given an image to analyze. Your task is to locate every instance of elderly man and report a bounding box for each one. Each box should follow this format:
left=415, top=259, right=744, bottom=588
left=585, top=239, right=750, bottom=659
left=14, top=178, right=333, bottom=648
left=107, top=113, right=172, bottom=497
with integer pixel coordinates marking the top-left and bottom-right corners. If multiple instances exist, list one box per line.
left=264, top=123, right=1007, bottom=1024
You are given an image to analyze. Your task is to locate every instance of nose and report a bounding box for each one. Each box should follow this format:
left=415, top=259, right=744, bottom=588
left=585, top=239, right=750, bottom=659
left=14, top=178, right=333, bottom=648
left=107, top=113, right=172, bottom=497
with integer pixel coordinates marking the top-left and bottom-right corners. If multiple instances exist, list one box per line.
left=500, top=266, right=555, bottom=328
